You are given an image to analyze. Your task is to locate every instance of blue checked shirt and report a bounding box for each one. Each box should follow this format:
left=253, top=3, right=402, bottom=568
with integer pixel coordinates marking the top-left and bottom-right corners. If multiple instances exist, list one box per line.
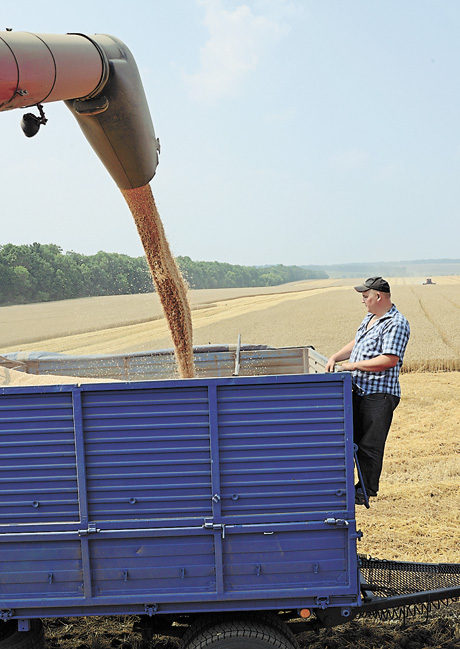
left=349, top=305, right=410, bottom=397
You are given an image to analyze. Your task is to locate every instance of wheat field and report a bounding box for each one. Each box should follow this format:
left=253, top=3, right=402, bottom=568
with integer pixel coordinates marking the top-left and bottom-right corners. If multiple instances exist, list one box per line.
left=2, top=275, right=460, bottom=370
left=0, top=276, right=459, bottom=564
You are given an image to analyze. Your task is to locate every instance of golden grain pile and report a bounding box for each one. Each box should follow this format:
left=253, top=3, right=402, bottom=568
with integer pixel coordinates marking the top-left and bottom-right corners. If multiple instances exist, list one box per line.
left=0, top=366, right=117, bottom=386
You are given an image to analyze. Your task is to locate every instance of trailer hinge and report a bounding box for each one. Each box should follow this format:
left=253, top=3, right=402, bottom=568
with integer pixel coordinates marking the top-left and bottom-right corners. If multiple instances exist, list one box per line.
left=315, top=596, right=330, bottom=610
left=0, top=610, right=13, bottom=622
left=144, top=604, right=158, bottom=617
left=78, top=523, right=100, bottom=536
left=203, top=520, right=226, bottom=538
left=18, top=619, right=31, bottom=632
left=324, top=517, right=349, bottom=527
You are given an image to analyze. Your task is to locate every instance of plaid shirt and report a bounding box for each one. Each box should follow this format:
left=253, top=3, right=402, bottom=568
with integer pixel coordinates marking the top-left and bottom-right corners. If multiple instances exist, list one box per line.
left=349, top=304, right=410, bottom=397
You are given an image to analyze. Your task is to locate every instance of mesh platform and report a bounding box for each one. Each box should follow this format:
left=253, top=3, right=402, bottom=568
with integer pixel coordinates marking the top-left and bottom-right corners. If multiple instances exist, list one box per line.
left=359, top=555, right=460, bottom=597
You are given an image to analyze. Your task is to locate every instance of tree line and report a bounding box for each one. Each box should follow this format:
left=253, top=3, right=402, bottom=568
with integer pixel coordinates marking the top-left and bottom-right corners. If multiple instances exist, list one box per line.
left=0, top=243, right=327, bottom=306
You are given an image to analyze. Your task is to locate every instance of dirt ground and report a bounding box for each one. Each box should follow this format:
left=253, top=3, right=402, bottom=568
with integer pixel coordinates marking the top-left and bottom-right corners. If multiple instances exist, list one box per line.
left=43, top=605, right=460, bottom=649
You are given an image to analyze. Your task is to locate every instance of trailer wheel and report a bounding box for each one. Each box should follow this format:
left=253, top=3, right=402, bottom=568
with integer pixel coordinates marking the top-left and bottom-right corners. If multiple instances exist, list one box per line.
left=0, top=620, right=44, bottom=649
left=183, top=621, right=297, bottom=649
left=181, top=612, right=298, bottom=649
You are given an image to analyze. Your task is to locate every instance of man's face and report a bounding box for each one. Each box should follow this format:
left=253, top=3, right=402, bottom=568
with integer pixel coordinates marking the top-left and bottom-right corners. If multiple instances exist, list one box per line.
left=361, top=289, right=379, bottom=314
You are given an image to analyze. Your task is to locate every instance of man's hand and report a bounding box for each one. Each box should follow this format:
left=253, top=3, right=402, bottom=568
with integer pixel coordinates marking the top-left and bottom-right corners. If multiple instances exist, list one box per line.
left=325, top=340, right=356, bottom=373
left=325, top=358, right=337, bottom=372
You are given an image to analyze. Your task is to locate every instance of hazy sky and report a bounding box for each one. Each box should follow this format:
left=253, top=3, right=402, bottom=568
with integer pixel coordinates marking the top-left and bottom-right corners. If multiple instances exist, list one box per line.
left=2, top=0, right=460, bottom=266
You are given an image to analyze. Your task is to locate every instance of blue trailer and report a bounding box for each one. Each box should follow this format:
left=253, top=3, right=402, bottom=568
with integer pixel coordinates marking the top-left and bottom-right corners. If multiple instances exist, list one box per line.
left=0, top=356, right=459, bottom=649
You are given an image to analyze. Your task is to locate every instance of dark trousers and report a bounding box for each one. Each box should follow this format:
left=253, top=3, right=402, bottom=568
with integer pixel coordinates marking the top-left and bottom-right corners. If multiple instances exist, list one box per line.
left=352, top=391, right=400, bottom=497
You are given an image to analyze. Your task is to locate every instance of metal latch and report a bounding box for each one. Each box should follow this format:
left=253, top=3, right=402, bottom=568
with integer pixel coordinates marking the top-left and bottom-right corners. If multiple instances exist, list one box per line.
left=18, top=619, right=31, bottom=632
left=315, top=596, right=330, bottom=610
left=144, top=604, right=158, bottom=617
left=78, top=523, right=100, bottom=536
left=324, top=518, right=349, bottom=527
left=0, top=610, right=13, bottom=622
left=203, top=520, right=226, bottom=538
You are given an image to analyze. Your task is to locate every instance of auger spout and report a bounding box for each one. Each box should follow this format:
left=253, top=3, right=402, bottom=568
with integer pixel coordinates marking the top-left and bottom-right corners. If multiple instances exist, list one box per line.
left=0, top=30, right=159, bottom=188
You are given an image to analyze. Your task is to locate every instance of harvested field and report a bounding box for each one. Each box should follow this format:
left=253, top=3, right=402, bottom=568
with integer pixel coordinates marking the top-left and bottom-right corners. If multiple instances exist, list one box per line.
left=357, top=370, right=460, bottom=564
left=2, top=276, right=460, bottom=372
left=0, top=278, right=350, bottom=350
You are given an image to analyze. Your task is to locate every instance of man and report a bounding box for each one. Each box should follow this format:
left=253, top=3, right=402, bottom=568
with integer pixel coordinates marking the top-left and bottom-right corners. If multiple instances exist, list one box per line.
left=325, top=277, right=410, bottom=505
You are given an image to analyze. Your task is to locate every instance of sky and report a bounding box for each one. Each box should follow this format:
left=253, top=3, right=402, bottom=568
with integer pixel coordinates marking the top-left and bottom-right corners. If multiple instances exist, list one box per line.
left=1, top=0, right=460, bottom=267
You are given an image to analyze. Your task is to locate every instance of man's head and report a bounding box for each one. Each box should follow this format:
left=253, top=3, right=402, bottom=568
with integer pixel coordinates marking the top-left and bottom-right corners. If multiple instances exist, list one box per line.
left=354, top=277, right=392, bottom=316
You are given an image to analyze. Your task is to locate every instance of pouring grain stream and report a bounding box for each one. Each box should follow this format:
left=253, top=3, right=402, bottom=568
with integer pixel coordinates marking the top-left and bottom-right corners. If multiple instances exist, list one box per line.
left=121, top=184, right=195, bottom=378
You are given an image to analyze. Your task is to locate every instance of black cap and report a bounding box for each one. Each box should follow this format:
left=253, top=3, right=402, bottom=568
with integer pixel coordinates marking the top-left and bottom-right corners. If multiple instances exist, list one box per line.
left=354, top=276, right=390, bottom=293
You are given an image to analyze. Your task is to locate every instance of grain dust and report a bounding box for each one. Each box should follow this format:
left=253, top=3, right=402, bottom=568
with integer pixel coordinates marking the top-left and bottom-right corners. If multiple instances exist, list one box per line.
left=121, top=184, right=194, bottom=378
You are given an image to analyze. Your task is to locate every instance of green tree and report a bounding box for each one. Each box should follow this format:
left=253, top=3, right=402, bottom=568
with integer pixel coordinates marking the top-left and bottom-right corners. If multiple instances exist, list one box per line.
left=0, top=244, right=328, bottom=306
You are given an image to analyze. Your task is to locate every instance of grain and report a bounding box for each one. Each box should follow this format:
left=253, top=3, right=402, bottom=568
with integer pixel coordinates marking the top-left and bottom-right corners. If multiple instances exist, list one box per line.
left=121, top=184, right=194, bottom=377
left=0, top=366, right=117, bottom=386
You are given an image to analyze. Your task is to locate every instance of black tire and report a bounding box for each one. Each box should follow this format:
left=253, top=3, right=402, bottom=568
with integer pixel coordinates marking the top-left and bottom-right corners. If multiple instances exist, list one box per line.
left=181, top=612, right=298, bottom=649
left=183, top=621, right=297, bottom=649
left=0, top=620, right=44, bottom=649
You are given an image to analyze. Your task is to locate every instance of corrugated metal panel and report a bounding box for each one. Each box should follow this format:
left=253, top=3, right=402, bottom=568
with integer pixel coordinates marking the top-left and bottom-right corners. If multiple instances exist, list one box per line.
left=0, top=539, right=82, bottom=597
left=82, top=385, right=213, bottom=523
left=217, top=378, right=349, bottom=522
left=0, top=373, right=357, bottom=616
left=0, top=391, right=79, bottom=524
left=223, top=525, right=349, bottom=592
left=90, top=533, right=215, bottom=597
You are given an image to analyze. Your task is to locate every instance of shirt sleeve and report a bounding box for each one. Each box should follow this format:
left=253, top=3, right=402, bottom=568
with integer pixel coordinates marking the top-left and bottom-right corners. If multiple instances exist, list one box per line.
left=380, top=317, right=410, bottom=359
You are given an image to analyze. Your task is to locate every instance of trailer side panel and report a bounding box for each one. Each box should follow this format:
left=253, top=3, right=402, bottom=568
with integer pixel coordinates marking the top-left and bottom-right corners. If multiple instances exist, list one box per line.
left=0, top=373, right=359, bottom=618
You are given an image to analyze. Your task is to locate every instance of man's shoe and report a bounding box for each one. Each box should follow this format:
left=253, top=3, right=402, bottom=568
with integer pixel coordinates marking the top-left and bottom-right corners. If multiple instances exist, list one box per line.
left=355, top=488, right=366, bottom=506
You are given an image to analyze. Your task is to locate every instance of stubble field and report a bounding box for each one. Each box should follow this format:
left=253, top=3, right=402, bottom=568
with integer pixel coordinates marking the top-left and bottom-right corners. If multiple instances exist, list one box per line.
left=2, top=275, right=460, bottom=371
left=1, top=276, right=459, bottom=648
